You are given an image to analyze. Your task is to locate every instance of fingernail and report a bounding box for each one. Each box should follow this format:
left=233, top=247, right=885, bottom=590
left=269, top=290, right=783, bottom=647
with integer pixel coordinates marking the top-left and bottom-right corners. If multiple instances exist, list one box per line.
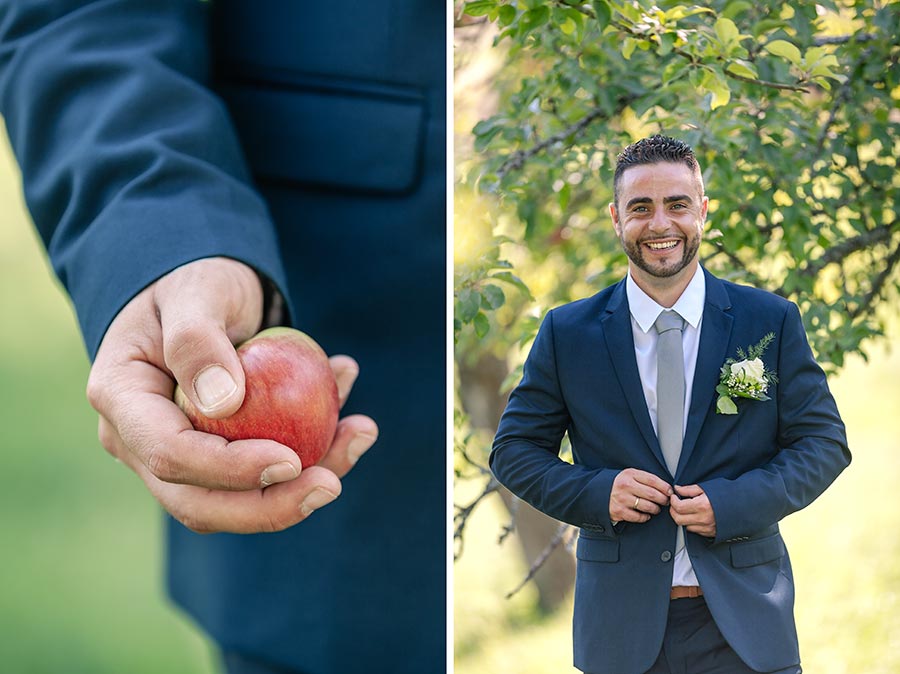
left=260, top=461, right=299, bottom=487
left=194, top=365, right=238, bottom=411
left=347, top=432, right=377, bottom=466
left=300, top=488, right=337, bottom=517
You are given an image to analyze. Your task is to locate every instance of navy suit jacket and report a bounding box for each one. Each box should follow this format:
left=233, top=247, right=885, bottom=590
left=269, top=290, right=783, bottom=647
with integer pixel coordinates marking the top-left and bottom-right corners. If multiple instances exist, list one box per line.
left=491, top=269, right=850, bottom=674
left=1, top=2, right=445, bottom=672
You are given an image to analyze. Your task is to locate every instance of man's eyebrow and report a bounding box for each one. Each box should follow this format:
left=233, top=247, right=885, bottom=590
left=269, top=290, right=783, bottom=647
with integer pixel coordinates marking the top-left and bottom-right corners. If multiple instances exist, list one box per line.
left=625, top=195, right=694, bottom=209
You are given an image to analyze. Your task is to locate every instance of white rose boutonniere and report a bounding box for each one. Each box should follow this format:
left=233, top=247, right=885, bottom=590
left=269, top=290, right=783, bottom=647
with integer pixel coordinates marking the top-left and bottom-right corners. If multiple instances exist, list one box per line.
left=716, top=333, right=778, bottom=415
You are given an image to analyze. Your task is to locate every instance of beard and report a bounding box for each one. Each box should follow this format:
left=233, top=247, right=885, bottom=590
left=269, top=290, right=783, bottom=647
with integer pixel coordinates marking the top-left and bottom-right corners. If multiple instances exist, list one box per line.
left=621, top=232, right=701, bottom=279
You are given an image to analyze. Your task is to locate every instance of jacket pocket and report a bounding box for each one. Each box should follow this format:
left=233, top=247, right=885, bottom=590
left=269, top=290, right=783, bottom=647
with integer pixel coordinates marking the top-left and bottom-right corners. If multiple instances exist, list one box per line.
left=220, top=81, right=424, bottom=194
left=729, top=532, right=786, bottom=568
left=576, top=536, right=619, bottom=563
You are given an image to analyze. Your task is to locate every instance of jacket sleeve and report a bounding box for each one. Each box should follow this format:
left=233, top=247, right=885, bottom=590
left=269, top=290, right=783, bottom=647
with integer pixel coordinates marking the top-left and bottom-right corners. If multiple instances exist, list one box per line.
left=0, top=0, right=292, bottom=359
left=701, top=301, right=851, bottom=542
left=490, top=310, right=620, bottom=533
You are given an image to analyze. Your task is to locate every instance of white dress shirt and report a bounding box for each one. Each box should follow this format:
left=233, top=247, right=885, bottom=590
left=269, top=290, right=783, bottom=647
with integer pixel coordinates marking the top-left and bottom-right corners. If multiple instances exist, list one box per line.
left=626, top=265, right=706, bottom=587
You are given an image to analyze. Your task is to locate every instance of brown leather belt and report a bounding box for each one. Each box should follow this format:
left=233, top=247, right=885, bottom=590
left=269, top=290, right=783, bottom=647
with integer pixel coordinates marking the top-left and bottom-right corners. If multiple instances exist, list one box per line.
left=670, top=586, right=703, bottom=600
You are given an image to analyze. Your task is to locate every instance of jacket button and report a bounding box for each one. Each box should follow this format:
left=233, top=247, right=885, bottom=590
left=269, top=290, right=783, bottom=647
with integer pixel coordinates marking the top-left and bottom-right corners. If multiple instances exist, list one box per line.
left=660, top=550, right=672, bottom=562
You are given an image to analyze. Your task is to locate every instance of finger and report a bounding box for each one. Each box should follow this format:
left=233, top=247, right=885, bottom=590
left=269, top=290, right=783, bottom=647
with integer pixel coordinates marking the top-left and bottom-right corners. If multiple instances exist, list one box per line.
left=610, top=494, right=651, bottom=523
left=168, top=466, right=342, bottom=534
left=149, top=462, right=340, bottom=534
left=633, top=470, right=675, bottom=500
left=156, top=258, right=263, bottom=419
left=674, top=484, right=705, bottom=498
left=329, top=355, right=359, bottom=408
left=633, top=483, right=671, bottom=506
left=98, top=381, right=301, bottom=490
left=317, top=414, right=378, bottom=478
left=634, top=495, right=662, bottom=515
left=101, top=418, right=341, bottom=533
left=670, top=493, right=700, bottom=515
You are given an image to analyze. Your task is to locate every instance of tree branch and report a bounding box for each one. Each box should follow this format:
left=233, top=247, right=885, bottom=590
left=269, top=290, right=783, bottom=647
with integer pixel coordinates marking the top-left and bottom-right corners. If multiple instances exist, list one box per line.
left=801, top=223, right=896, bottom=278
left=454, top=476, right=500, bottom=560
left=505, top=521, right=576, bottom=599
left=495, top=103, right=627, bottom=181
left=815, top=47, right=873, bottom=155
left=849, top=238, right=900, bottom=321
left=813, top=33, right=877, bottom=46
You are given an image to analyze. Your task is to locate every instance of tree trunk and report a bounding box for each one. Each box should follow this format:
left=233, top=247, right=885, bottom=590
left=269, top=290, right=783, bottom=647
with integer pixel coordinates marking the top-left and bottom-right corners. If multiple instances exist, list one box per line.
left=457, top=352, right=576, bottom=614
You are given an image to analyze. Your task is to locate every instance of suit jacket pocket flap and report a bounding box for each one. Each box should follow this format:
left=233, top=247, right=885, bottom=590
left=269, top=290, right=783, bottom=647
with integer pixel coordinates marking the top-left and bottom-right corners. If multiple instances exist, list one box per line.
left=221, top=83, right=424, bottom=194
left=729, top=533, right=785, bottom=568
left=576, top=536, right=619, bottom=563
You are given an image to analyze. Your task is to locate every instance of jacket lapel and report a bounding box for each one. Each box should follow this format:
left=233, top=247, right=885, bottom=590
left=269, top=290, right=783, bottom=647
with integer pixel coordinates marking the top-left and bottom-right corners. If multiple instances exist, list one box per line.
left=676, top=269, right=733, bottom=479
left=601, top=281, right=668, bottom=472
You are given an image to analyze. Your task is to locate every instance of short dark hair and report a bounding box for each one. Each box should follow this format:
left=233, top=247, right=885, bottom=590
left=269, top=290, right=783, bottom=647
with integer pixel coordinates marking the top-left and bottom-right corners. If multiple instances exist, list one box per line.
left=613, top=135, right=703, bottom=206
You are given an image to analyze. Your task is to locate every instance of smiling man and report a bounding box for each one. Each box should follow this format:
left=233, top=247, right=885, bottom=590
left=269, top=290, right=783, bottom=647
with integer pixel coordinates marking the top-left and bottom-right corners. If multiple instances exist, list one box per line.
left=490, top=135, right=850, bottom=674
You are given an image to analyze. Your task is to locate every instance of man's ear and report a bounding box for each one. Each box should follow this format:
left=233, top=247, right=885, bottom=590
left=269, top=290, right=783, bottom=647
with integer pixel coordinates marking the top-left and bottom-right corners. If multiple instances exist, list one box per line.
left=700, top=195, right=709, bottom=224
left=609, top=202, right=621, bottom=236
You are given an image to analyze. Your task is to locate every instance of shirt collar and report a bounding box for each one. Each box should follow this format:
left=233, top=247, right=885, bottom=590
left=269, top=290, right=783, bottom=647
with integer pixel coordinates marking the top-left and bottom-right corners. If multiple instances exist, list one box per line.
left=625, top=265, right=706, bottom=334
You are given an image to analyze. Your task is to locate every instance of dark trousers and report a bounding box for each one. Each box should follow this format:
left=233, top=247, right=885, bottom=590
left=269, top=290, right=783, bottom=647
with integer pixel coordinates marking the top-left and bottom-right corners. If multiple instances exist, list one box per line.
left=644, top=598, right=801, bottom=674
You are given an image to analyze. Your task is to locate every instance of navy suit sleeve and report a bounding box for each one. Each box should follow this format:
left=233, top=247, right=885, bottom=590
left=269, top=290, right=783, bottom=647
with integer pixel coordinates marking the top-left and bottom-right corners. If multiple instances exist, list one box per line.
left=701, top=301, right=851, bottom=542
left=490, top=311, right=619, bottom=532
left=0, top=0, right=292, bottom=359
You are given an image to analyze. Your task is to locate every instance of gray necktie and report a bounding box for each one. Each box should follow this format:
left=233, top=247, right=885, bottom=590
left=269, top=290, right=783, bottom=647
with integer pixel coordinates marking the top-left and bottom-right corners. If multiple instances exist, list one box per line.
left=655, top=310, right=685, bottom=552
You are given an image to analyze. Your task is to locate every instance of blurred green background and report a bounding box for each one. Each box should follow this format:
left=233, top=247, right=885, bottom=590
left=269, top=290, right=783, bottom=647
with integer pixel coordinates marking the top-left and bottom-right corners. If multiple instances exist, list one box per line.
left=0, top=126, right=217, bottom=672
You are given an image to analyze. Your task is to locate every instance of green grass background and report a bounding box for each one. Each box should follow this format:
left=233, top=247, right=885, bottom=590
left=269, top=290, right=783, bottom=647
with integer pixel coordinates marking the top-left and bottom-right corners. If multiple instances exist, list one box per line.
left=455, top=267, right=900, bottom=668
left=0, top=129, right=217, bottom=672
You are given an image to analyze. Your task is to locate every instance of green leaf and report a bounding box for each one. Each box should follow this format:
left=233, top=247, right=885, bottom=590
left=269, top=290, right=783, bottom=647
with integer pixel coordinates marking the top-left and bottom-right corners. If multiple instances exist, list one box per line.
left=803, top=46, right=827, bottom=66
left=622, top=37, right=637, bottom=60
left=715, top=17, right=740, bottom=45
left=463, top=0, right=497, bottom=17
left=717, top=395, right=738, bottom=415
left=764, top=39, right=803, bottom=66
left=721, top=0, right=753, bottom=19
left=702, top=69, right=731, bottom=109
left=662, top=59, right=689, bottom=84
left=559, top=16, right=577, bottom=35
left=481, top=284, right=506, bottom=309
left=591, top=0, right=612, bottom=30
left=457, top=288, right=481, bottom=322
left=521, top=6, right=550, bottom=29
left=665, top=5, right=715, bottom=21
left=726, top=59, right=758, bottom=79
left=490, top=271, right=535, bottom=300
left=473, top=311, right=491, bottom=338
left=558, top=182, right=571, bottom=211
left=498, top=4, right=517, bottom=26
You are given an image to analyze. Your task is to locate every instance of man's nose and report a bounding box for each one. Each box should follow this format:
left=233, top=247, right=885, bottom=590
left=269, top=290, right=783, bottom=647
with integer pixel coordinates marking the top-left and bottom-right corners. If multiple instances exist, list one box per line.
left=648, top=208, right=669, bottom=231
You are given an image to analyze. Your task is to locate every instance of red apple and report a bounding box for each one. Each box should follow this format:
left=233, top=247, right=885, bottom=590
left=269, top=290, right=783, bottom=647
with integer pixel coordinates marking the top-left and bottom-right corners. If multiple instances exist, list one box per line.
left=174, top=327, right=339, bottom=468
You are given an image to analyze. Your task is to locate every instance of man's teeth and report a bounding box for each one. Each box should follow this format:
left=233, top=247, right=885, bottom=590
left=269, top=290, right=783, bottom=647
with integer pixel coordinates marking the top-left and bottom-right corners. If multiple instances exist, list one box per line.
left=646, top=240, right=678, bottom=250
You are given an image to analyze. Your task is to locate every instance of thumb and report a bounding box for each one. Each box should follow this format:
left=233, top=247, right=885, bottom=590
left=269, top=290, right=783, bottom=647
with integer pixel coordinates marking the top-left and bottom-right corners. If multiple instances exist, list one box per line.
left=674, top=484, right=704, bottom=498
left=156, top=259, right=263, bottom=419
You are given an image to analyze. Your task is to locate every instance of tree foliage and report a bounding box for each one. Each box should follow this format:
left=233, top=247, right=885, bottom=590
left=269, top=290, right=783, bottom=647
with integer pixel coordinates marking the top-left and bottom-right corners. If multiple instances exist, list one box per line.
left=453, top=0, right=898, bottom=582
left=456, top=0, right=898, bottom=369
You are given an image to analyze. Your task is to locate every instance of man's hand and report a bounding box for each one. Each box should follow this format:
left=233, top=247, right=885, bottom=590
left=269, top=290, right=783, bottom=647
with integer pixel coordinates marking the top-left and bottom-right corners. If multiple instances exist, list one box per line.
left=609, top=468, right=673, bottom=524
left=86, top=257, right=378, bottom=534
left=669, top=484, right=716, bottom=538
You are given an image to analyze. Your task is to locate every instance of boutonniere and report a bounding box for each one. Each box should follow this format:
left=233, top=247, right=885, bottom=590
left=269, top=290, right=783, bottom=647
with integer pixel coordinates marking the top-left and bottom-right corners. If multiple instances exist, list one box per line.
left=716, top=332, right=778, bottom=415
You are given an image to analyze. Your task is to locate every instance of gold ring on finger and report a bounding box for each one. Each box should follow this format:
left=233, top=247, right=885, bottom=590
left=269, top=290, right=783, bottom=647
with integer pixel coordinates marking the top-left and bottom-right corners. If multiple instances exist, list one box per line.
left=634, top=496, right=641, bottom=510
